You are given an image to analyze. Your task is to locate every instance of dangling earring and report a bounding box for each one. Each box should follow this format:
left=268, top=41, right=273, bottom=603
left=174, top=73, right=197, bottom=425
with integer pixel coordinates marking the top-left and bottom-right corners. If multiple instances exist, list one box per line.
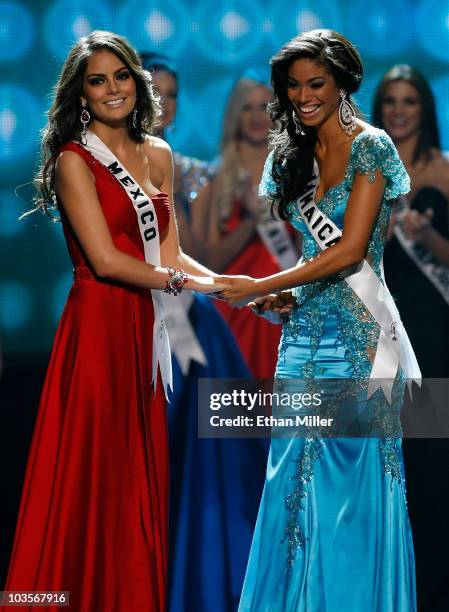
left=338, top=89, right=357, bottom=136
left=80, top=100, right=91, bottom=145
left=132, top=108, right=138, bottom=129
left=292, top=110, right=305, bottom=136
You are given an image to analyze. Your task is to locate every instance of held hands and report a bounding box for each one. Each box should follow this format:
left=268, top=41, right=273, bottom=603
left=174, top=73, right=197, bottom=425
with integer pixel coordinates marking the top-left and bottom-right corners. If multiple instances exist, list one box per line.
left=215, top=276, right=296, bottom=322
left=216, top=275, right=259, bottom=306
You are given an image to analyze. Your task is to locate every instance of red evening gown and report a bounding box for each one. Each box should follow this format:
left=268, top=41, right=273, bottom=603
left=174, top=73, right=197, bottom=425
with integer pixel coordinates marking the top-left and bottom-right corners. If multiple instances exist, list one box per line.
left=3, top=143, right=170, bottom=611
left=214, top=198, right=284, bottom=378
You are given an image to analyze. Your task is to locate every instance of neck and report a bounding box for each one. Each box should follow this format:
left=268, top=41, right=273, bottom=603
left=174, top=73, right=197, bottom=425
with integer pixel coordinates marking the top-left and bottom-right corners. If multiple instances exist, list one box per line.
left=394, top=133, right=419, bottom=167
left=315, top=112, right=349, bottom=154
left=88, top=121, right=131, bottom=151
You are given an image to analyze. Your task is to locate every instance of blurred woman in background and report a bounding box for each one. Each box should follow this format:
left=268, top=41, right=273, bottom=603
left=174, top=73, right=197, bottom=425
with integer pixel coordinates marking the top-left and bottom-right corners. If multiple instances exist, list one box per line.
left=141, top=54, right=267, bottom=612
left=373, top=64, right=449, bottom=611
left=373, top=64, right=449, bottom=377
left=195, top=71, right=299, bottom=378
left=141, top=53, right=212, bottom=261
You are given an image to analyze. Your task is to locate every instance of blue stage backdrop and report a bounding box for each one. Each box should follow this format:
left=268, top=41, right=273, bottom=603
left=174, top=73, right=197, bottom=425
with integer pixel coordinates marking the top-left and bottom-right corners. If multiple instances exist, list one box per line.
left=1, top=0, right=448, bottom=354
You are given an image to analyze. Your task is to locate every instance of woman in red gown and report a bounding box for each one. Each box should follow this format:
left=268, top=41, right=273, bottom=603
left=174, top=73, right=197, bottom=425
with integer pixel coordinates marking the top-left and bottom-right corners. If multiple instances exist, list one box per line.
left=2, top=31, right=222, bottom=611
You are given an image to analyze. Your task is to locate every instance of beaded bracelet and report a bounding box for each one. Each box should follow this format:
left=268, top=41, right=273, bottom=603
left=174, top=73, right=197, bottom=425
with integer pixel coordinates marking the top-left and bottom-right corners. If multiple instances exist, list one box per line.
left=164, top=267, right=188, bottom=296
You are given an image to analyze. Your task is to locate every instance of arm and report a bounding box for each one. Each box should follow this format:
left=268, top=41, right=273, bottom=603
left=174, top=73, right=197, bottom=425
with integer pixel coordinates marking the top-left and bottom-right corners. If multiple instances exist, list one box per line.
left=403, top=208, right=449, bottom=266
left=153, top=141, right=219, bottom=277
left=221, top=169, right=387, bottom=301
left=196, top=180, right=259, bottom=273
left=174, top=200, right=205, bottom=261
left=55, top=150, right=218, bottom=291
left=171, top=161, right=206, bottom=261
left=403, top=155, right=449, bottom=265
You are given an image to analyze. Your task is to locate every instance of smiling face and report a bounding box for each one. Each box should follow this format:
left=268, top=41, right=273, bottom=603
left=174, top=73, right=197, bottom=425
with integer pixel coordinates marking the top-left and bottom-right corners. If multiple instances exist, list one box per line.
left=238, top=85, right=273, bottom=145
left=151, top=69, right=178, bottom=131
left=82, top=49, right=137, bottom=127
left=380, top=80, right=422, bottom=143
left=287, top=58, right=341, bottom=129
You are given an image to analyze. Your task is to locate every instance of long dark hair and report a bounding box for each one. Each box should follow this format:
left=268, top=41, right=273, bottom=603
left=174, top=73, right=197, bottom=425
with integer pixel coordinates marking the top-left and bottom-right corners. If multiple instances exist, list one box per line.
left=34, top=30, right=161, bottom=216
left=268, top=29, right=363, bottom=220
left=372, top=64, right=440, bottom=165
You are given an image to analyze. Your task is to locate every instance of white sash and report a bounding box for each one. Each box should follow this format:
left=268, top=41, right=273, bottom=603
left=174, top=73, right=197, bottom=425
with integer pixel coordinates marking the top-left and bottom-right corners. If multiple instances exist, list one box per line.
left=82, top=130, right=172, bottom=397
left=296, top=160, right=421, bottom=401
left=161, top=291, right=208, bottom=374
left=256, top=196, right=298, bottom=270
left=393, top=195, right=449, bottom=306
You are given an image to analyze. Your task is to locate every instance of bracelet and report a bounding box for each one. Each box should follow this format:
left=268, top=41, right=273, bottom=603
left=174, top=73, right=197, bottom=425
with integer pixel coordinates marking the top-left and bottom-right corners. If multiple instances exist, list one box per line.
left=164, top=267, right=188, bottom=296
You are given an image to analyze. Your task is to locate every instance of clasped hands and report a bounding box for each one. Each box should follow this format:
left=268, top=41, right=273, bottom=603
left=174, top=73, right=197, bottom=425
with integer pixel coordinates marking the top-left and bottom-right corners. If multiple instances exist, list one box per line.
left=190, top=274, right=295, bottom=319
left=215, top=275, right=296, bottom=319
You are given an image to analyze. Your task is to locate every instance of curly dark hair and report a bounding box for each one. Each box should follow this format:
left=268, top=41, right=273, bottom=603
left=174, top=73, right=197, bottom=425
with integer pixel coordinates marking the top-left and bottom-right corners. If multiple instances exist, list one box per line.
left=372, top=64, right=440, bottom=165
left=33, top=30, right=161, bottom=217
left=268, top=29, right=363, bottom=220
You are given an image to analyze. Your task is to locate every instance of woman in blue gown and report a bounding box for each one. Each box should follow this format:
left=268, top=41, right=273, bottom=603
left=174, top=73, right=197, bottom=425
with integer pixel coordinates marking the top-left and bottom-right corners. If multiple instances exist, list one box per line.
left=220, top=30, right=421, bottom=611
left=140, top=53, right=268, bottom=612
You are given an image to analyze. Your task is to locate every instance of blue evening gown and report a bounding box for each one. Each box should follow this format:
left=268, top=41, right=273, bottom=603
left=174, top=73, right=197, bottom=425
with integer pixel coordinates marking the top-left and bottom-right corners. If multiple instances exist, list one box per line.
left=239, top=130, right=417, bottom=612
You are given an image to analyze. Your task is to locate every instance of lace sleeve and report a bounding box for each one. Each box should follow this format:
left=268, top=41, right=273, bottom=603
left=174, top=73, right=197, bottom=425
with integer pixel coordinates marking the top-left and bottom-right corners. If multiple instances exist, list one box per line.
left=259, top=150, right=276, bottom=197
left=351, top=130, right=410, bottom=201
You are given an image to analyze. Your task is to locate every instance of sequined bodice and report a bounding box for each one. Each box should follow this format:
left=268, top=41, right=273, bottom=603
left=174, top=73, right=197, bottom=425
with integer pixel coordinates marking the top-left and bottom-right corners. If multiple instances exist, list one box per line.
left=288, top=130, right=408, bottom=274
left=260, top=129, right=410, bottom=378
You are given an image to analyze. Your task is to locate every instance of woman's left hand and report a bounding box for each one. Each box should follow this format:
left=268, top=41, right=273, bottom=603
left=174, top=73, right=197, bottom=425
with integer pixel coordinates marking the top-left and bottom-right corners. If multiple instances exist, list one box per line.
left=216, top=275, right=259, bottom=306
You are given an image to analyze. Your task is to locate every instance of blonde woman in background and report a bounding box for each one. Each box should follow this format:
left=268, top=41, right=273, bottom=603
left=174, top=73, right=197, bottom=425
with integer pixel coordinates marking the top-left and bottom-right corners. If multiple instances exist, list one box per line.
left=195, top=70, right=299, bottom=378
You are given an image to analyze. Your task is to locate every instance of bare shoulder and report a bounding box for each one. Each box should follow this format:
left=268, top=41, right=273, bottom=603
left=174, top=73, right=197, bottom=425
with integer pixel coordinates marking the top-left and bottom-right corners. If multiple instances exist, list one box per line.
left=55, top=149, right=94, bottom=184
left=144, top=136, right=173, bottom=184
left=145, top=135, right=172, bottom=160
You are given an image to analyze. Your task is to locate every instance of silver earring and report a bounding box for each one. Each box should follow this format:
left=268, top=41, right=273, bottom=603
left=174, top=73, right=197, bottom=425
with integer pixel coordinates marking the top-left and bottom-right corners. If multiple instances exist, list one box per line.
left=132, top=108, right=138, bottom=129
left=338, top=89, right=357, bottom=136
left=80, top=100, right=91, bottom=145
left=292, top=111, right=305, bottom=136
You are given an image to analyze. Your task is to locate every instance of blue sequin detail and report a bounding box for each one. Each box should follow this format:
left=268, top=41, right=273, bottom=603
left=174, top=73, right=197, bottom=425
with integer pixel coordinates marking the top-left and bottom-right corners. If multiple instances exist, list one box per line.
left=272, top=129, right=411, bottom=379
left=173, top=152, right=214, bottom=216
left=283, top=436, right=323, bottom=566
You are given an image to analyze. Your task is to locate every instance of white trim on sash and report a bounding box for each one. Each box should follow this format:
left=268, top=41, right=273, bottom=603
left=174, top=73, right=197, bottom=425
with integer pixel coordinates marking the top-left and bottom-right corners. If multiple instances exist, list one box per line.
left=393, top=195, right=449, bottom=306
left=81, top=130, right=173, bottom=397
left=295, top=159, right=421, bottom=401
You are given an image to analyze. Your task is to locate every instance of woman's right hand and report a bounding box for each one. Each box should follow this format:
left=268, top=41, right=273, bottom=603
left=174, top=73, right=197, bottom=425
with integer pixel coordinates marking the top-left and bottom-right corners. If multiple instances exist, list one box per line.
left=248, top=291, right=296, bottom=321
